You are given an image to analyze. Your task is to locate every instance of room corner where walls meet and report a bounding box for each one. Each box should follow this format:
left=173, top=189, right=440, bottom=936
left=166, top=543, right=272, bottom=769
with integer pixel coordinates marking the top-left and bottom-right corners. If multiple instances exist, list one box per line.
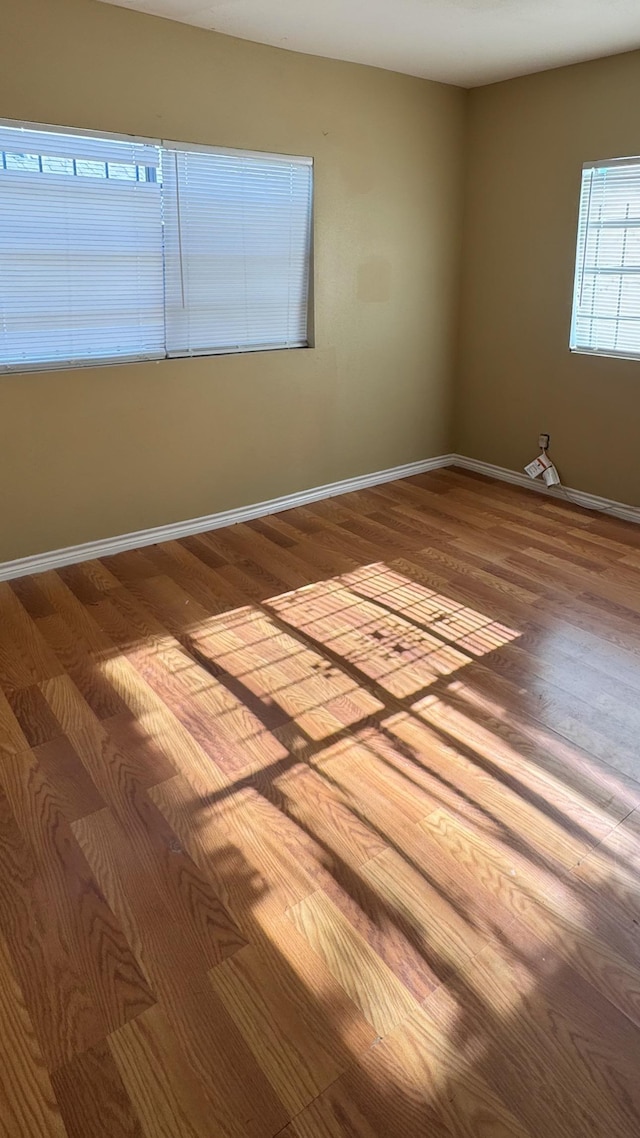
left=455, top=48, right=640, bottom=507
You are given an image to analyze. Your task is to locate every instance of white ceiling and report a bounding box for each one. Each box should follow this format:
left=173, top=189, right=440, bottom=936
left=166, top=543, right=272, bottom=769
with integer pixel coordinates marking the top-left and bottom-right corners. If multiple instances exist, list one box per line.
left=98, top=0, right=640, bottom=87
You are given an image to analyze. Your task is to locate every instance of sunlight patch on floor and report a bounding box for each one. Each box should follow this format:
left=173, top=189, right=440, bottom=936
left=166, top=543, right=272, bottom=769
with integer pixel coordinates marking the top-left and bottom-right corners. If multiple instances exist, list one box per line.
left=269, top=564, right=520, bottom=701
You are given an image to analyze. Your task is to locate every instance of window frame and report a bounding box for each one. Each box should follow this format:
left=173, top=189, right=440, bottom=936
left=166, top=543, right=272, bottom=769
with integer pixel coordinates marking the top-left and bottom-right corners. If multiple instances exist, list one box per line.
left=570, top=154, right=640, bottom=363
left=0, top=117, right=314, bottom=376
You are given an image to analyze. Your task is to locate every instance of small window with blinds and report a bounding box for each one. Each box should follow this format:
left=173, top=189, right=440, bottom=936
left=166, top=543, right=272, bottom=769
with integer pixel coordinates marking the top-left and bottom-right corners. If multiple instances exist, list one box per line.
left=571, top=157, right=640, bottom=360
left=0, top=119, right=313, bottom=373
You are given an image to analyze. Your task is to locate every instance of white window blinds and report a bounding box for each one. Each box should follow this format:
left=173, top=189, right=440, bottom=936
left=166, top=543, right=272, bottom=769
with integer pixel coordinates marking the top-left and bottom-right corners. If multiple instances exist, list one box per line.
left=0, top=119, right=313, bottom=373
left=571, top=158, right=640, bottom=360
left=0, top=123, right=164, bottom=372
left=162, top=145, right=313, bottom=356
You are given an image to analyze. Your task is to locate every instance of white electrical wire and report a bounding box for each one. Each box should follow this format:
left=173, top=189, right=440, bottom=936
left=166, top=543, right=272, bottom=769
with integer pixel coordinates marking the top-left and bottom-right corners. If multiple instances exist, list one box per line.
left=542, top=451, right=621, bottom=518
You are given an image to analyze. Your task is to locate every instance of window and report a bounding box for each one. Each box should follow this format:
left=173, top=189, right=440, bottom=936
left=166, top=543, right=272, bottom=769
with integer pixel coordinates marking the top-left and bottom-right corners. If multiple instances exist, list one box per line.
left=0, top=119, right=313, bottom=373
left=571, top=157, right=640, bottom=360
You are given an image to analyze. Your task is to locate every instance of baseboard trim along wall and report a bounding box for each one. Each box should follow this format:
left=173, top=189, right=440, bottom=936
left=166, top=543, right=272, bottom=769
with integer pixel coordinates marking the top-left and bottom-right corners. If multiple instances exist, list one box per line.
left=454, top=455, right=640, bottom=526
left=0, top=454, right=455, bottom=582
left=2, top=451, right=638, bottom=582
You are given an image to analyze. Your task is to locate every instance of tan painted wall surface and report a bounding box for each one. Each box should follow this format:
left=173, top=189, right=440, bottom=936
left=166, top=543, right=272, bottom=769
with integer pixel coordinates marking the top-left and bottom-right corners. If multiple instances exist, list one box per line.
left=0, top=0, right=465, bottom=561
left=457, top=50, right=640, bottom=505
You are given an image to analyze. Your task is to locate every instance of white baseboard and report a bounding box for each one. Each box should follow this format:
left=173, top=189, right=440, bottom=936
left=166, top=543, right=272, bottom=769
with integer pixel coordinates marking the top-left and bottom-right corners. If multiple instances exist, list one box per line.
left=2, top=450, right=637, bottom=583
left=452, top=455, right=640, bottom=525
left=0, top=453, right=456, bottom=582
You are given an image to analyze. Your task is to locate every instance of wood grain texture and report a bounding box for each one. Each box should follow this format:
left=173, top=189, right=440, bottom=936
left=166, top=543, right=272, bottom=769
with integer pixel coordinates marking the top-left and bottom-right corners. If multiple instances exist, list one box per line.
left=209, top=932, right=375, bottom=1115
left=5, top=684, right=64, bottom=747
left=3, top=469, right=640, bottom=1135
left=32, top=736, right=105, bottom=823
left=0, top=684, right=31, bottom=756
left=108, top=1004, right=229, bottom=1138
left=35, top=612, right=127, bottom=720
left=0, top=786, right=105, bottom=1069
left=0, top=581, right=64, bottom=691
left=419, top=807, right=640, bottom=1029
left=147, top=773, right=318, bottom=938
left=287, top=889, right=418, bottom=1035
left=0, top=932, right=66, bottom=1138
left=284, top=1005, right=532, bottom=1138
left=50, top=1041, right=144, bottom=1138
left=423, top=927, right=640, bottom=1138
left=0, top=746, right=154, bottom=1063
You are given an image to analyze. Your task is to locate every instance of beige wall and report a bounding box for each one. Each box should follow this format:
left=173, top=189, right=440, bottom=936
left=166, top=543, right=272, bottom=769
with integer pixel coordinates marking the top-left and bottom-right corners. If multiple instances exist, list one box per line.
left=0, top=0, right=465, bottom=561
left=457, top=49, right=640, bottom=505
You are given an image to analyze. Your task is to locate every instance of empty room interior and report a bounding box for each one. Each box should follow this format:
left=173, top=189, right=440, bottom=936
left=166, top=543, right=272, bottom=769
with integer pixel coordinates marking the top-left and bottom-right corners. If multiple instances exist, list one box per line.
left=3, top=0, right=640, bottom=1134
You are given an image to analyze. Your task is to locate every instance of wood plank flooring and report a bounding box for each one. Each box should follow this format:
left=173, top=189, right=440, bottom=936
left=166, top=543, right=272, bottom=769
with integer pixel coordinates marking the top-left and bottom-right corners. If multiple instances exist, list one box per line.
left=2, top=467, right=640, bottom=1135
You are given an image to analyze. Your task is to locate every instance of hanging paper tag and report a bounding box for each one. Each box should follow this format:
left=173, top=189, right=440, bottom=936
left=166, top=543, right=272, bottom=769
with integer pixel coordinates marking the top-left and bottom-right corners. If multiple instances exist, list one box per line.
left=524, top=453, right=553, bottom=479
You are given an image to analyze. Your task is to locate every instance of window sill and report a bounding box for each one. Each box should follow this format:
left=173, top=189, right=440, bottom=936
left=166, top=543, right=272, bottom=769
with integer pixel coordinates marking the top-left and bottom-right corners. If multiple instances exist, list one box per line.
left=570, top=347, right=640, bottom=364
left=0, top=344, right=314, bottom=377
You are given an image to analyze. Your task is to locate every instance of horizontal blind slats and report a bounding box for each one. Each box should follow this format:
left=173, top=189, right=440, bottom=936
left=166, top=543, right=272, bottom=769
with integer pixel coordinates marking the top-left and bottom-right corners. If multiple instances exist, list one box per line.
left=0, top=153, right=164, bottom=370
left=0, top=124, right=159, bottom=167
left=0, top=119, right=312, bottom=372
left=571, top=159, right=640, bottom=357
left=162, top=148, right=312, bottom=354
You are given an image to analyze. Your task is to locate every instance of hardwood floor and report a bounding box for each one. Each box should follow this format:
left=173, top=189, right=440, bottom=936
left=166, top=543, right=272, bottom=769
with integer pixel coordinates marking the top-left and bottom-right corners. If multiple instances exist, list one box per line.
left=2, top=467, right=640, bottom=1136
